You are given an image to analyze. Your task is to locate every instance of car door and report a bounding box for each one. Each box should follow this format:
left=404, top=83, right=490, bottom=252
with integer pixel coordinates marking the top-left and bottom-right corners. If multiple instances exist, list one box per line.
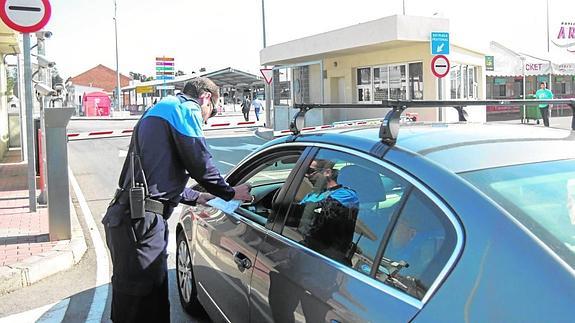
left=192, top=145, right=311, bottom=322
left=249, top=146, right=425, bottom=323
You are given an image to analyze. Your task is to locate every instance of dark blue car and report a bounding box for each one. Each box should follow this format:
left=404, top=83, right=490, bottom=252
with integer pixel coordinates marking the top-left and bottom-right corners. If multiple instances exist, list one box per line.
left=176, top=121, right=575, bottom=322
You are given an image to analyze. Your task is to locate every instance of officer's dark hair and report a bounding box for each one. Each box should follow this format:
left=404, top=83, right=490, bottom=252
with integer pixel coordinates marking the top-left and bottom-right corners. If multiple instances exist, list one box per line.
left=540, top=81, right=547, bottom=87
left=182, top=77, right=219, bottom=99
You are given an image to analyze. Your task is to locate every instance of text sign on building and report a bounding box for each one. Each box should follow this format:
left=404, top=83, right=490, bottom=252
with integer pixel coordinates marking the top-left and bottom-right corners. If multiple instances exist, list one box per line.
left=552, top=20, right=575, bottom=53
left=431, top=55, right=450, bottom=78
left=136, top=85, right=154, bottom=94
left=430, top=32, right=450, bottom=55
left=485, top=56, right=494, bottom=71
left=0, top=0, right=52, bottom=33
left=155, top=56, right=175, bottom=80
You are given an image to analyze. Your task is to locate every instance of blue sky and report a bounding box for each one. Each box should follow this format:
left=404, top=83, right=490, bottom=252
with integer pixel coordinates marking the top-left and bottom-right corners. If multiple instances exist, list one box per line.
left=43, top=0, right=575, bottom=79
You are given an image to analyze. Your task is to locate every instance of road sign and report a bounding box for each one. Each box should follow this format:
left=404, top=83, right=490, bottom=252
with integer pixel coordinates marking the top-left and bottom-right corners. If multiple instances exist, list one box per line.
left=0, top=0, right=51, bottom=33
left=156, top=75, right=175, bottom=80
left=260, top=68, right=273, bottom=84
left=136, top=85, right=154, bottom=94
left=430, top=32, right=450, bottom=55
left=431, top=55, right=450, bottom=78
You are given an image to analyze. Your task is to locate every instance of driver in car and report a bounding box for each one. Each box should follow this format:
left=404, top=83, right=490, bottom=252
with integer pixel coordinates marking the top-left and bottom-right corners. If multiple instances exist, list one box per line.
left=297, top=159, right=359, bottom=265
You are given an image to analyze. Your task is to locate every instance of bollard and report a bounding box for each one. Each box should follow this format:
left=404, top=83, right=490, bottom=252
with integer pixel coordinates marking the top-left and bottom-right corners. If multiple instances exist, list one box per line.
left=37, top=129, right=47, bottom=204
left=43, top=107, right=75, bottom=241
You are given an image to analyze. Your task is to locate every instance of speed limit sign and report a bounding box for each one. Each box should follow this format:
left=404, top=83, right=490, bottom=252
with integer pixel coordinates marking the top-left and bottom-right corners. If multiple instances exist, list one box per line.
left=0, top=0, right=52, bottom=33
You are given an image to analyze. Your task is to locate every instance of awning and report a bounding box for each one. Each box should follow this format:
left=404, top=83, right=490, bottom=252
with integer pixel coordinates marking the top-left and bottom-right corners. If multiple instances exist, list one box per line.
left=202, top=67, right=264, bottom=88
left=122, top=67, right=263, bottom=92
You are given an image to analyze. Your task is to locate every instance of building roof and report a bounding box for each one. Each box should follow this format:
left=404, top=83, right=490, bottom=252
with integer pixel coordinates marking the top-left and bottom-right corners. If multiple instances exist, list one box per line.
left=70, top=64, right=131, bottom=92
left=260, top=15, right=450, bottom=65
left=121, top=67, right=263, bottom=91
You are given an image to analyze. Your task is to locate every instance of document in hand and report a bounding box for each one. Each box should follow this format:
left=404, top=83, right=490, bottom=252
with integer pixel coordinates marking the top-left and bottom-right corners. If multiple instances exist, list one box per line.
left=206, top=198, right=242, bottom=214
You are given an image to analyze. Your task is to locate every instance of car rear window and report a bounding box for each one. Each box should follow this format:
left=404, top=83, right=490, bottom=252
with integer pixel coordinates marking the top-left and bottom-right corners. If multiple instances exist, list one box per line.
left=462, top=159, right=575, bottom=269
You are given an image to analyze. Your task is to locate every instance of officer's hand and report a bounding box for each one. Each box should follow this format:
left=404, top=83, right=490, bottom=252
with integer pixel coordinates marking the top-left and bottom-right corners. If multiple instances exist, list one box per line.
left=196, top=192, right=215, bottom=205
left=233, top=183, right=252, bottom=201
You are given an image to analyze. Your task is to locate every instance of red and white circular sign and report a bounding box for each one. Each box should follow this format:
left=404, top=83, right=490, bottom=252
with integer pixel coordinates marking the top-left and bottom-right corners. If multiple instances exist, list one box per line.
left=431, top=54, right=450, bottom=78
left=0, top=0, right=51, bottom=33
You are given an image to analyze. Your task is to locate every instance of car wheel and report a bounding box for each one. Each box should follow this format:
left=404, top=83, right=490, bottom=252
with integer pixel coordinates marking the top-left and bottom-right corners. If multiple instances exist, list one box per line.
left=176, top=230, right=202, bottom=314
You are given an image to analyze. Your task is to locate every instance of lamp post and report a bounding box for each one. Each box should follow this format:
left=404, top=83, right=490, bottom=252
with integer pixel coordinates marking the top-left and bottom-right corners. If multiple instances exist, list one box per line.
left=114, top=0, right=122, bottom=112
left=262, top=0, right=272, bottom=128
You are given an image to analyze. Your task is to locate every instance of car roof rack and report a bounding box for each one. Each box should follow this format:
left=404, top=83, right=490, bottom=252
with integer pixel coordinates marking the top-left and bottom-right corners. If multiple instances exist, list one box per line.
left=292, top=99, right=575, bottom=145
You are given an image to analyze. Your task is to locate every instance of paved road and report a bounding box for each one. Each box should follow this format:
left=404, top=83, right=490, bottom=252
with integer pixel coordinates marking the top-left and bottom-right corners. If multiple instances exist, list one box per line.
left=0, top=126, right=268, bottom=322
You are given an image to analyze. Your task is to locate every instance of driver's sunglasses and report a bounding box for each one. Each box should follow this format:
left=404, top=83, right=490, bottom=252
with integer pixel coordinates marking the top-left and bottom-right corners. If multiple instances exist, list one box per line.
left=305, top=167, right=321, bottom=176
left=209, top=98, right=218, bottom=118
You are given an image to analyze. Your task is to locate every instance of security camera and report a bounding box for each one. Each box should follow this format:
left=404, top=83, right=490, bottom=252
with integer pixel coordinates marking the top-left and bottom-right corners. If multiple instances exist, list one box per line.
left=35, top=31, right=52, bottom=40
left=36, top=54, right=55, bottom=68
left=34, top=83, right=56, bottom=96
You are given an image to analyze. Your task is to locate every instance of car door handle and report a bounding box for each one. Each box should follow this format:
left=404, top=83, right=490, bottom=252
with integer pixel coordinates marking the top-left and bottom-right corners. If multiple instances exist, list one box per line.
left=197, top=220, right=208, bottom=228
left=233, top=251, right=252, bottom=270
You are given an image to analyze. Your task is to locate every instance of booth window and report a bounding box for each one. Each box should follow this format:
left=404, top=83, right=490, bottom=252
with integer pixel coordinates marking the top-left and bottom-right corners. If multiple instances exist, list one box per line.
left=357, top=68, right=372, bottom=103
left=273, top=68, right=292, bottom=106
left=450, top=64, right=478, bottom=99
left=356, top=63, right=422, bottom=103
left=409, top=63, right=424, bottom=100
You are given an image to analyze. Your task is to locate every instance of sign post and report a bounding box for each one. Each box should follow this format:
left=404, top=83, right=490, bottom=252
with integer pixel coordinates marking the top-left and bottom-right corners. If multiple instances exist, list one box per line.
left=260, top=68, right=273, bottom=128
left=156, top=57, right=175, bottom=98
left=0, top=0, right=52, bottom=213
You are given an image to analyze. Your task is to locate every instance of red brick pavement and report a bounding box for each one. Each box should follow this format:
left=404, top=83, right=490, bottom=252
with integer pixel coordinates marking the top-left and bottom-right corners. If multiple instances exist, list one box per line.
left=0, top=148, right=56, bottom=267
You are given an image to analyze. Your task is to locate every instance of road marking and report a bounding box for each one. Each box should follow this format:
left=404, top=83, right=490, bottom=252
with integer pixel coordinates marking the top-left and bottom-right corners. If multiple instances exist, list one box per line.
left=0, top=299, right=70, bottom=323
left=118, top=149, right=128, bottom=158
left=167, top=206, right=182, bottom=255
left=69, top=167, right=110, bottom=322
left=219, top=160, right=235, bottom=167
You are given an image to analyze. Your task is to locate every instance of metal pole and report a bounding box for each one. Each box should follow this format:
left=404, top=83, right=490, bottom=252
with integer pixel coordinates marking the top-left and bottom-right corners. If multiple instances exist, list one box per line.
left=23, top=34, right=37, bottom=212
left=261, top=0, right=267, bottom=48
left=114, top=0, right=122, bottom=112
left=546, top=0, right=550, bottom=53
left=262, top=0, right=272, bottom=128
left=402, top=0, right=406, bottom=15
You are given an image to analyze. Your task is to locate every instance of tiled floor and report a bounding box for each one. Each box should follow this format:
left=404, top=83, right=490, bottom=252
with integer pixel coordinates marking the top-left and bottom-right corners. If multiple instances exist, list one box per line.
left=0, top=148, right=55, bottom=267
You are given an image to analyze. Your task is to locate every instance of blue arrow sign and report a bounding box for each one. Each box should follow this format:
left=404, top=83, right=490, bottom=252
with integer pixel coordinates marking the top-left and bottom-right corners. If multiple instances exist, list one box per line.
left=431, top=32, right=450, bottom=55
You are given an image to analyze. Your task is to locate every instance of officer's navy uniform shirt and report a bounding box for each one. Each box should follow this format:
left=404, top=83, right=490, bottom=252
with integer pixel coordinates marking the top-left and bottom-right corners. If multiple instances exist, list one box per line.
left=117, top=93, right=235, bottom=209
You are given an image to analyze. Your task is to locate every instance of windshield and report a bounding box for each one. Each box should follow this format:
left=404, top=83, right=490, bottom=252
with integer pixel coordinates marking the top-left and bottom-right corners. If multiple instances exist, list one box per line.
left=462, top=159, right=575, bottom=269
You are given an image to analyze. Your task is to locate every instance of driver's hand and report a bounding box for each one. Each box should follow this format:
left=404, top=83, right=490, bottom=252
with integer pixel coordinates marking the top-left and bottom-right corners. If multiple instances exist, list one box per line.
left=233, top=183, right=252, bottom=201
left=196, top=192, right=215, bottom=205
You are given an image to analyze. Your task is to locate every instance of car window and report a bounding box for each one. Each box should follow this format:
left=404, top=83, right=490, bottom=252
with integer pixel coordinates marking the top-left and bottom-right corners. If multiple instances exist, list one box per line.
left=236, top=152, right=303, bottom=225
left=461, top=159, right=575, bottom=268
left=281, top=148, right=410, bottom=274
left=377, top=189, right=457, bottom=300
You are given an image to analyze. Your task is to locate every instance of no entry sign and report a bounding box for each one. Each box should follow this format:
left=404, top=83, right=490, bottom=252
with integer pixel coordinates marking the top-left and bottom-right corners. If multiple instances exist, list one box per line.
left=431, top=54, right=450, bottom=78
left=0, top=0, right=51, bottom=33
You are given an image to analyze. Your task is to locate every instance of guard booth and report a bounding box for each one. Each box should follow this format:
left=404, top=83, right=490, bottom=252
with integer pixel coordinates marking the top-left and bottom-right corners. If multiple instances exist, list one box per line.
left=83, top=92, right=111, bottom=117
left=260, top=15, right=487, bottom=131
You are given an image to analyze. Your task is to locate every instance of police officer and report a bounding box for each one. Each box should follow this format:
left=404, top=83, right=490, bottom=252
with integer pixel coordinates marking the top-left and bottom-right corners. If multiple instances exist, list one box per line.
left=102, top=77, right=252, bottom=322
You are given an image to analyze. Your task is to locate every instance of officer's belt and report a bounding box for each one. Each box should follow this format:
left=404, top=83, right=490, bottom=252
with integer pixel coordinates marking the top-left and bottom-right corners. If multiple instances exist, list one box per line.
left=112, top=189, right=168, bottom=215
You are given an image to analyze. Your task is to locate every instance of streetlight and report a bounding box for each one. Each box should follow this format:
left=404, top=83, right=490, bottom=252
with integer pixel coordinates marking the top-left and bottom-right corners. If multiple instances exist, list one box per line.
left=114, top=0, right=122, bottom=112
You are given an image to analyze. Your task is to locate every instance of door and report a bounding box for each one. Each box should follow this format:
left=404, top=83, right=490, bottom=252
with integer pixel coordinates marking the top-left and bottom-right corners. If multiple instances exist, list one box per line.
left=192, top=147, right=308, bottom=322
left=249, top=147, right=422, bottom=322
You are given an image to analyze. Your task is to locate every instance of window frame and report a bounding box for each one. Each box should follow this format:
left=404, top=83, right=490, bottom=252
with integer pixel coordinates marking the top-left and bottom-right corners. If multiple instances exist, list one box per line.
left=269, top=142, right=464, bottom=307
left=226, top=145, right=314, bottom=230
left=355, top=61, right=424, bottom=103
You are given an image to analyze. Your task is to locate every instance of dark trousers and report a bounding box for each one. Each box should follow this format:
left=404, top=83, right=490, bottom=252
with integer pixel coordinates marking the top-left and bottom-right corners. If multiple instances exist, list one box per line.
left=102, top=203, right=170, bottom=322
left=540, top=106, right=550, bottom=127
left=243, top=110, right=250, bottom=121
